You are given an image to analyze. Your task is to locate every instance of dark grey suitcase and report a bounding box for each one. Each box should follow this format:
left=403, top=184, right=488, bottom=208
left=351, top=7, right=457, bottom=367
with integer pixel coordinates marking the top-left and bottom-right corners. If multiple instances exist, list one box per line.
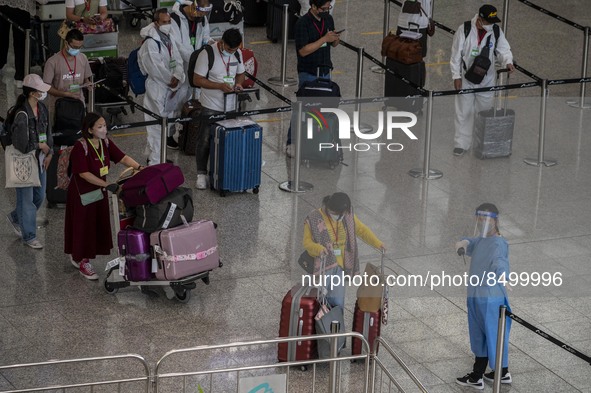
left=473, top=70, right=515, bottom=159
left=384, top=57, right=425, bottom=114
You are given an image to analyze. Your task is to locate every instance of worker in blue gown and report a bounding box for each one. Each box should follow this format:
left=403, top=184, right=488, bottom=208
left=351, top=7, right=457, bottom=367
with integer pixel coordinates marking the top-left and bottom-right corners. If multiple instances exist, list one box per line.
left=455, top=203, right=512, bottom=390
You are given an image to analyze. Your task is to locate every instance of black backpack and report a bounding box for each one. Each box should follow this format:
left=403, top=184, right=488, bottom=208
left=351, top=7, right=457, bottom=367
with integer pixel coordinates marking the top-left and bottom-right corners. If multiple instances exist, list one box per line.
left=187, top=45, right=242, bottom=88
left=95, top=58, right=127, bottom=103
left=0, top=106, right=17, bottom=150
left=54, top=98, right=85, bottom=145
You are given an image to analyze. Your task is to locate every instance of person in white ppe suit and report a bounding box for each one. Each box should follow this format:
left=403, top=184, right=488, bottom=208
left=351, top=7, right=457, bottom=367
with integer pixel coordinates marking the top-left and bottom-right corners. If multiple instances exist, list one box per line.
left=454, top=203, right=512, bottom=389
left=450, top=4, right=514, bottom=156
left=170, top=0, right=213, bottom=102
left=138, top=8, right=186, bottom=164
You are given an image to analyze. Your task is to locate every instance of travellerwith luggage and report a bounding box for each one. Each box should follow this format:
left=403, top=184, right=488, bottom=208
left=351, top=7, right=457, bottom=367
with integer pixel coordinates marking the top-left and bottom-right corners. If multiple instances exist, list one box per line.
left=150, top=219, right=221, bottom=281
left=178, top=99, right=203, bottom=156
left=132, top=187, right=194, bottom=233
left=119, top=163, right=184, bottom=207
left=473, top=69, right=515, bottom=159
left=266, top=0, right=297, bottom=42
left=384, top=57, right=425, bottom=114
left=118, top=229, right=153, bottom=281
left=209, top=118, right=263, bottom=197
left=278, top=285, right=320, bottom=364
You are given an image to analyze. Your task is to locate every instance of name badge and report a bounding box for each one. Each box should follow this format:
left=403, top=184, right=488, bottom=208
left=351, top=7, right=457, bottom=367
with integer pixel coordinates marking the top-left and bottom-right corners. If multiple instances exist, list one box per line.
left=333, top=248, right=342, bottom=256
left=190, top=36, right=196, bottom=47
left=69, top=83, right=80, bottom=92
left=223, top=75, right=235, bottom=86
left=470, top=48, right=479, bottom=57
left=39, top=133, right=47, bottom=143
left=321, top=42, right=327, bottom=48
left=169, top=59, right=177, bottom=70
left=100, top=166, right=109, bottom=176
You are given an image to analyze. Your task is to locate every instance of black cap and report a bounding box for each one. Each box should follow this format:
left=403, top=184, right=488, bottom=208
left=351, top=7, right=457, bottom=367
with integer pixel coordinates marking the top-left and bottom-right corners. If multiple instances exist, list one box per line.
left=479, top=4, right=501, bottom=23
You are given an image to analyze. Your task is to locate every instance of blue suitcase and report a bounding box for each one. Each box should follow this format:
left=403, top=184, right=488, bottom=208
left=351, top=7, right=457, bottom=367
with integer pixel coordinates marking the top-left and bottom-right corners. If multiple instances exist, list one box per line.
left=209, top=119, right=263, bottom=197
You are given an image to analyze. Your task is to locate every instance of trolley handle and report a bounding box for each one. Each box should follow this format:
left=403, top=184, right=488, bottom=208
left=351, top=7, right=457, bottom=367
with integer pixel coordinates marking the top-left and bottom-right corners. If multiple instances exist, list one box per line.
left=494, top=68, right=511, bottom=117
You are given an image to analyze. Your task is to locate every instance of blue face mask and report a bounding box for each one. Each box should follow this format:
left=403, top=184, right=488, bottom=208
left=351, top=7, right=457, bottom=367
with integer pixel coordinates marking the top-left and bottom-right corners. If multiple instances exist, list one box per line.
left=67, top=48, right=80, bottom=56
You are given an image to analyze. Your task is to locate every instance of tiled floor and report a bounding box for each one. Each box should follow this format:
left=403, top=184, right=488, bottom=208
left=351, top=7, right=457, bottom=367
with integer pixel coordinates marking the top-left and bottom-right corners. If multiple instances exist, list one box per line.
left=1, top=0, right=590, bottom=391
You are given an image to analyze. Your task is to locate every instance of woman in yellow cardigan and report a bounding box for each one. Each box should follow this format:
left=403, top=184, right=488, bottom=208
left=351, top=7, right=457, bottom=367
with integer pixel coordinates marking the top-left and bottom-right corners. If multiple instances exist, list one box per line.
left=303, top=192, right=386, bottom=309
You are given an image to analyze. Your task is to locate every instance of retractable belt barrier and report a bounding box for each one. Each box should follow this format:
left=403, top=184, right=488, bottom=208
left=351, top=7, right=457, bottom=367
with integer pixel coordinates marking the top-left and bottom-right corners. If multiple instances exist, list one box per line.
left=119, top=0, right=154, bottom=19
left=506, top=311, right=591, bottom=365
left=0, top=11, right=53, bottom=55
left=515, top=0, right=588, bottom=32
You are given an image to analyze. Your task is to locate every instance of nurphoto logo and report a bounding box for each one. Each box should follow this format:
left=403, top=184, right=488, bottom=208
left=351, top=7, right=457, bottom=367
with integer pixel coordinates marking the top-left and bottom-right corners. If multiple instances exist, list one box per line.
left=306, top=108, right=419, bottom=152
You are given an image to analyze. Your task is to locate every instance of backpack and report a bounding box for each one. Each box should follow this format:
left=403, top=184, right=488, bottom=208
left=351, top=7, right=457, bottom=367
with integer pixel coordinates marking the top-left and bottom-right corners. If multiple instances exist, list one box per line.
left=55, top=97, right=85, bottom=132
left=187, top=44, right=242, bottom=88
left=0, top=107, right=17, bottom=150
left=128, top=37, right=161, bottom=96
left=56, top=138, right=110, bottom=190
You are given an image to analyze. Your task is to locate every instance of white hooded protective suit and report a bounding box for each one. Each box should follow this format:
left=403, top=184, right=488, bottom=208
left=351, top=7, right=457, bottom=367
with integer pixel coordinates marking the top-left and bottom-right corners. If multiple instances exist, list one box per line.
left=138, top=22, right=187, bottom=165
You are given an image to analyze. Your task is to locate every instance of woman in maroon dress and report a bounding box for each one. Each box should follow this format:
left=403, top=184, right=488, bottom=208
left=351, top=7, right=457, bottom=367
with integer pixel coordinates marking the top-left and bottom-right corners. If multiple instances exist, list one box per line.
left=64, top=112, right=143, bottom=280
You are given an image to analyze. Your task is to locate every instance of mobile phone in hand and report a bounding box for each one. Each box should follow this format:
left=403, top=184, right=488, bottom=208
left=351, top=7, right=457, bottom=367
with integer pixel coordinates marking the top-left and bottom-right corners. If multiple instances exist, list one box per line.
left=335, top=29, right=346, bottom=34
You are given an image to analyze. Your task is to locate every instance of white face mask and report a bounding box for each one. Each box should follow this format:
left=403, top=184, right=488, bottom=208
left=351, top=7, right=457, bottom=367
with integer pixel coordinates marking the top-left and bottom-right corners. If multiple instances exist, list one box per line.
left=37, top=91, right=47, bottom=101
left=159, top=23, right=172, bottom=35
left=482, top=24, right=493, bottom=32
left=329, top=213, right=343, bottom=222
left=92, top=125, right=108, bottom=140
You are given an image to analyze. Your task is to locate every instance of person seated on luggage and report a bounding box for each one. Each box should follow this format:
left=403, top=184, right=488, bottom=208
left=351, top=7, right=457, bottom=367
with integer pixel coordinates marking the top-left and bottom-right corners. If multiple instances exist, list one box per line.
left=5, top=74, right=53, bottom=250
left=64, top=112, right=143, bottom=280
left=138, top=8, right=186, bottom=164
left=42, top=28, right=93, bottom=119
left=285, top=0, right=341, bottom=158
left=65, top=0, right=109, bottom=25
left=396, top=0, right=432, bottom=58
left=303, top=192, right=386, bottom=310
left=192, top=27, right=245, bottom=190
left=450, top=4, right=514, bottom=157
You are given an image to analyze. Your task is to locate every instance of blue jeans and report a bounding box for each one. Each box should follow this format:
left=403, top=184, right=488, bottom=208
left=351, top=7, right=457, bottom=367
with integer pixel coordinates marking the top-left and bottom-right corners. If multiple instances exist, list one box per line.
left=286, top=72, right=330, bottom=145
left=10, top=170, right=46, bottom=242
left=324, top=265, right=346, bottom=309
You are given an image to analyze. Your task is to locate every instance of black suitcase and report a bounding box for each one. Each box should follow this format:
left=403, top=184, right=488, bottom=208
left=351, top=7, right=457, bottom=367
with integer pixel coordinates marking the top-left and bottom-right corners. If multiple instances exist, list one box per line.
left=384, top=58, right=425, bottom=114
left=244, top=0, right=267, bottom=26
left=178, top=100, right=203, bottom=155
left=266, top=0, right=297, bottom=42
left=46, top=146, right=68, bottom=208
left=299, top=112, right=342, bottom=168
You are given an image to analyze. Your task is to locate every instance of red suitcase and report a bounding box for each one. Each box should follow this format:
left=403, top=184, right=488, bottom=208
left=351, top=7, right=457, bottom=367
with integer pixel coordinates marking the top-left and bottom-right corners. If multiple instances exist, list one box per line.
left=120, top=163, right=184, bottom=207
left=352, top=301, right=382, bottom=355
left=278, top=285, right=320, bottom=363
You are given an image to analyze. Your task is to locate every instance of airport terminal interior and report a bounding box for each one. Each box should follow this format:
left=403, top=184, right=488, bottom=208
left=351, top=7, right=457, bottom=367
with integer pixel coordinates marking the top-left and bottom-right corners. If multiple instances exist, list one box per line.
left=0, top=0, right=590, bottom=391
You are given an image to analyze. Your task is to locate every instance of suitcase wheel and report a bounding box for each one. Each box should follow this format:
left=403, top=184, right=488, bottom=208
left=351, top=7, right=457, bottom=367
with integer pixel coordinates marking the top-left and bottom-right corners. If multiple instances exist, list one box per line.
left=201, top=275, right=210, bottom=285
left=174, top=289, right=192, bottom=303
left=218, top=260, right=223, bottom=268
left=252, top=186, right=259, bottom=194
left=299, top=365, right=308, bottom=371
left=219, top=190, right=226, bottom=197
left=103, top=279, right=119, bottom=295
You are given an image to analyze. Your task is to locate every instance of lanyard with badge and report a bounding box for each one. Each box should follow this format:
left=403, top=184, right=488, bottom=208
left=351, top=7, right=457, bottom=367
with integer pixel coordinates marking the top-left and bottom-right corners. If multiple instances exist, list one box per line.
left=328, top=216, right=342, bottom=256
left=166, top=42, right=177, bottom=70
left=471, top=29, right=488, bottom=57
left=62, top=51, right=80, bottom=92
left=88, top=138, right=108, bottom=177
left=190, top=20, right=197, bottom=48
left=310, top=14, right=327, bottom=48
left=219, top=43, right=235, bottom=87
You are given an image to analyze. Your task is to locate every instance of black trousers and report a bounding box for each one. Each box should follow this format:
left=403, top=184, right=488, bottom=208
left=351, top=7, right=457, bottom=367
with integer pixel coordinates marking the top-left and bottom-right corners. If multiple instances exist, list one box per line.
left=0, top=5, right=31, bottom=81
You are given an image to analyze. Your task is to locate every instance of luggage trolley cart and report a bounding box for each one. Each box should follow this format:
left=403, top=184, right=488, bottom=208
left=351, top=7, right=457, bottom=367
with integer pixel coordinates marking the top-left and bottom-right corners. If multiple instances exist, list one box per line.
left=103, top=184, right=222, bottom=303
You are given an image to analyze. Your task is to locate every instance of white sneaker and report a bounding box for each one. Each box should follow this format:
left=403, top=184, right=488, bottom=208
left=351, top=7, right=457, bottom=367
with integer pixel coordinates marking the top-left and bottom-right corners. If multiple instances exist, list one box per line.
left=25, top=239, right=43, bottom=249
left=285, top=144, right=294, bottom=158
left=196, top=174, right=208, bottom=190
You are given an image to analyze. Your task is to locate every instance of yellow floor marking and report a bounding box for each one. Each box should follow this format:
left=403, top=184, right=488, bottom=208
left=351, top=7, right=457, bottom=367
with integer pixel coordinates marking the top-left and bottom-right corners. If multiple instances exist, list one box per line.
left=250, top=40, right=273, bottom=45
left=110, top=131, right=147, bottom=137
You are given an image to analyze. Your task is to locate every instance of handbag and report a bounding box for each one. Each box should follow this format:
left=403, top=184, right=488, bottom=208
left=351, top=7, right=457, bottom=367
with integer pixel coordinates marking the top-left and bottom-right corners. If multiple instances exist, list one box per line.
left=4, top=145, right=41, bottom=188
left=381, top=33, right=423, bottom=64
left=75, top=177, right=104, bottom=206
left=401, top=0, right=422, bottom=14
left=464, top=36, right=493, bottom=84
left=298, top=251, right=315, bottom=274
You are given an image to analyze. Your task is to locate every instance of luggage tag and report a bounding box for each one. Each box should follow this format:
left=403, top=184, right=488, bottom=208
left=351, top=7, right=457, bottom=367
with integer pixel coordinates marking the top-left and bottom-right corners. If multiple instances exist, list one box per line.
left=105, top=256, right=124, bottom=271
left=39, top=133, right=47, bottom=143
left=118, top=256, right=126, bottom=276
left=100, top=166, right=108, bottom=176
left=69, top=83, right=81, bottom=92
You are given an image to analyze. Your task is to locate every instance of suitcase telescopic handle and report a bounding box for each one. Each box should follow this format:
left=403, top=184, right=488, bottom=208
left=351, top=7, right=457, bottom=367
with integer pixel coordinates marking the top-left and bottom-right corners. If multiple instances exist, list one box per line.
left=223, top=88, right=261, bottom=112
left=316, top=64, right=334, bottom=79
left=494, top=68, right=511, bottom=117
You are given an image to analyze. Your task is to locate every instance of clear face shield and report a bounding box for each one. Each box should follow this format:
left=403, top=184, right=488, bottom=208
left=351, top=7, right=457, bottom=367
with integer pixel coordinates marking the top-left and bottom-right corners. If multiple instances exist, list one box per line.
left=473, top=210, right=498, bottom=238
left=191, top=2, right=212, bottom=19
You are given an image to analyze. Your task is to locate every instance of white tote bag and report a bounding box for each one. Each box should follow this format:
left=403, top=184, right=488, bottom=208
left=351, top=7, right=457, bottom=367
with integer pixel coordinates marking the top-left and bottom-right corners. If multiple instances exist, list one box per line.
left=5, top=145, right=41, bottom=188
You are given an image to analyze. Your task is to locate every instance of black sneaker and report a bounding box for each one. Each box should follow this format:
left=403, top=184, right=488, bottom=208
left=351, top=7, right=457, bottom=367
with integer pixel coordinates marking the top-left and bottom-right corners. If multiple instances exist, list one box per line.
left=483, top=371, right=512, bottom=384
left=453, top=147, right=465, bottom=156
left=456, top=373, right=484, bottom=390
left=167, top=136, right=179, bottom=150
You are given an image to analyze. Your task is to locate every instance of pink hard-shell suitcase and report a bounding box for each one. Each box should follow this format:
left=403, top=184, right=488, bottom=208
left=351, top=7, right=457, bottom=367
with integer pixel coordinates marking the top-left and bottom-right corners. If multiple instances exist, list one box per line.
left=120, top=163, right=184, bottom=207
left=117, top=229, right=153, bottom=281
left=150, top=220, right=220, bottom=281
